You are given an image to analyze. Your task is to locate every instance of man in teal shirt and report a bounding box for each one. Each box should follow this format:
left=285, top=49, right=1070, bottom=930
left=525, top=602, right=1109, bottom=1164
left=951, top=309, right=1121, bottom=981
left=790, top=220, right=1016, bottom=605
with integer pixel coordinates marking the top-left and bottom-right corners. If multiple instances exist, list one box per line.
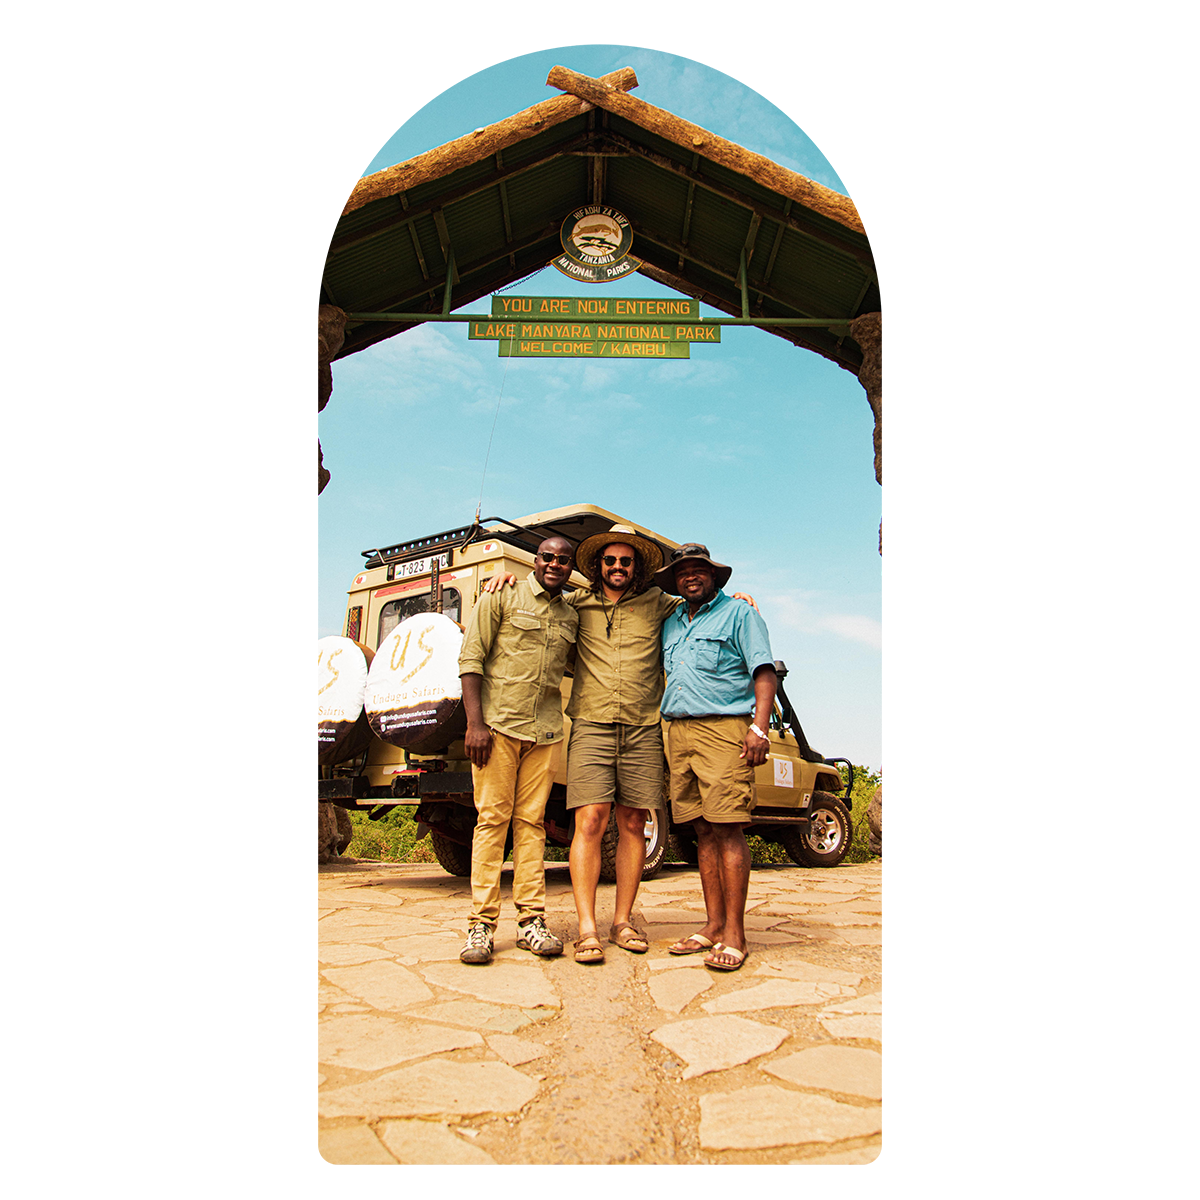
left=656, top=543, right=777, bottom=972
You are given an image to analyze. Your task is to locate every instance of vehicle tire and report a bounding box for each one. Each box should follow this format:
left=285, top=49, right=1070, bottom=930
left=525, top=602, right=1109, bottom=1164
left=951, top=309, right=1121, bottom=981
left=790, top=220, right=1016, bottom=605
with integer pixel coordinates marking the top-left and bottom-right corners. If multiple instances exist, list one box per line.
left=430, top=830, right=472, bottom=876
left=599, top=808, right=668, bottom=882
left=670, top=830, right=699, bottom=866
left=780, top=792, right=853, bottom=868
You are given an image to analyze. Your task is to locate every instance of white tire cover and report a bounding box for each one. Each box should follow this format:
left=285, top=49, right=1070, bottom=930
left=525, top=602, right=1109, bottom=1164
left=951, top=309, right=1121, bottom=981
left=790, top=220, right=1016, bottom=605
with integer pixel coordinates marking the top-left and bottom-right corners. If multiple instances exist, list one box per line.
left=317, top=637, right=374, bottom=764
left=365, top=611, right=464, bottom=747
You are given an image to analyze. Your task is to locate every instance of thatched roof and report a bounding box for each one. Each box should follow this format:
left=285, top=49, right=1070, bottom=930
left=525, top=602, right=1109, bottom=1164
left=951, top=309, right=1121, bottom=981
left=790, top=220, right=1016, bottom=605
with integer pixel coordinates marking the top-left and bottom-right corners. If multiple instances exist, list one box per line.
left=322, top=66, right=877, bottom=371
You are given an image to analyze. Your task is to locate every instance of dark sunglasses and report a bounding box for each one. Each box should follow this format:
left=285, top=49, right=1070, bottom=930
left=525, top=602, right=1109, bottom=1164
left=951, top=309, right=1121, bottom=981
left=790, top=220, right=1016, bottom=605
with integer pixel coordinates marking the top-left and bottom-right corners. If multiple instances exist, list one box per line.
left=538, top=552, right=573, bottom=565
left=603, top=555, right=634, bottom=567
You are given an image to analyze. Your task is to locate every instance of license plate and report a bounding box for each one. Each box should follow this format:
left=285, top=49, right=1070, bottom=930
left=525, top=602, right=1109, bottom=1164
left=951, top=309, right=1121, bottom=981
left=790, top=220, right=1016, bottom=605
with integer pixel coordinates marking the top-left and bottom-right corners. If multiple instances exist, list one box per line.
left=389, top=553, right=449, bottom=580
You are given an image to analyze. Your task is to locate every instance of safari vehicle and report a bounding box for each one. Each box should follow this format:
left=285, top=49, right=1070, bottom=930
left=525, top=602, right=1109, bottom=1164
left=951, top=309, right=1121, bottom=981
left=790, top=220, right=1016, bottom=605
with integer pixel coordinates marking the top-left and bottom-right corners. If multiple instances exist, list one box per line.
left=317, top=502, right=856, bottom=877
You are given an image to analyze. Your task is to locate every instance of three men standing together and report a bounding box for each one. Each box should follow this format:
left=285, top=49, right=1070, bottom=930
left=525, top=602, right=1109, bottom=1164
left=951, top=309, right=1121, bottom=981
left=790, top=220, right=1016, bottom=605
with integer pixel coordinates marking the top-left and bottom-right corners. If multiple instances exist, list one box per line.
left=456, top=525, right=776, bottom=973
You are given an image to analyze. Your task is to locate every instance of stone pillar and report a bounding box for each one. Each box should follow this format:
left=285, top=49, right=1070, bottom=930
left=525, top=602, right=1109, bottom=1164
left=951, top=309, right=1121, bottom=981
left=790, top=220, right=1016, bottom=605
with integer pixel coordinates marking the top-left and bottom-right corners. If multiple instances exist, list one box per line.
left=318, top=801, right=354, bottom=862
left=318, top=305, right=348, bottom=494
left=849, top=311, right=882, bottom=553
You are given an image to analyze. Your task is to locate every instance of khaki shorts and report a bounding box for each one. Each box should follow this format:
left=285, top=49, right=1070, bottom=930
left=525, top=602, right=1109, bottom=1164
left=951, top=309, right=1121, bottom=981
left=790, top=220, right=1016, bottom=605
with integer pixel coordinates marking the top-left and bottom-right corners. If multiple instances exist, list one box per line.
left=666, top=715, right=754, bottom=824
left=566, top=719, right=666, bottom=811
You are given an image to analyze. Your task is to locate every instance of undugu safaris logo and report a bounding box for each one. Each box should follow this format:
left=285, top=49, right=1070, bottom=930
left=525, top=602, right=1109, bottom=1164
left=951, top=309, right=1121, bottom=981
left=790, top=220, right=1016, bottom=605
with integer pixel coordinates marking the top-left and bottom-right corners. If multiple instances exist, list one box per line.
left=551, top=205, right=640, bottom=283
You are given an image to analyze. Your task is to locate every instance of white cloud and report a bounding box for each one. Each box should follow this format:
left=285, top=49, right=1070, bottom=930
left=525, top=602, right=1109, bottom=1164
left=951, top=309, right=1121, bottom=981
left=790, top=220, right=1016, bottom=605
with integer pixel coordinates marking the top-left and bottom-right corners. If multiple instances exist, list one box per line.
left=817, top=613, right=882, bottom=650
left=760, top=592, right=882, bottom=650
left=620, top=49, right=845, bottom=191
left=335, top=324, right=491, bottom=408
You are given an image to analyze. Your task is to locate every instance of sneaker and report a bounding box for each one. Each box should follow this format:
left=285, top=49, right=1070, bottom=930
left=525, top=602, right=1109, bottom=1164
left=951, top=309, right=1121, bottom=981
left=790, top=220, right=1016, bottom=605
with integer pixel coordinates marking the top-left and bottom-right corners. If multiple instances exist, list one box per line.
left=460, top=922, right=493, bottom=964
left=516, top=914, right=563, bottom=957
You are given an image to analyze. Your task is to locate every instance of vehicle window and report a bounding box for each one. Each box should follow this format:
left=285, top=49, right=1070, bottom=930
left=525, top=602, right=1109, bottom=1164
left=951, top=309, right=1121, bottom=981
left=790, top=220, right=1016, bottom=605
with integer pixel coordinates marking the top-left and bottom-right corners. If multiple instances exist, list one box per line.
left=378, top=587, right=462, bottom=643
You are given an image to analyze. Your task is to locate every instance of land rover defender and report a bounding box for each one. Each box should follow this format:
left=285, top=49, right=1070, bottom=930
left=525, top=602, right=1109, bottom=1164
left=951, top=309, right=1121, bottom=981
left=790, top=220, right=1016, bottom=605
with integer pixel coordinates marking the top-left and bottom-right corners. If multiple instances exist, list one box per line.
left=317, top=502, right=855, bottom=877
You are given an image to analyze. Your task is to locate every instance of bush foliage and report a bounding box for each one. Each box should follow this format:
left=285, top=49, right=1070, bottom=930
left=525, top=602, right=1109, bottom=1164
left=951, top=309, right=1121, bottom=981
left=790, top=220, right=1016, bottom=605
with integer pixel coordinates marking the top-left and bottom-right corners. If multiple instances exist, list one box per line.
left=344, top=764, right=880, bottom=867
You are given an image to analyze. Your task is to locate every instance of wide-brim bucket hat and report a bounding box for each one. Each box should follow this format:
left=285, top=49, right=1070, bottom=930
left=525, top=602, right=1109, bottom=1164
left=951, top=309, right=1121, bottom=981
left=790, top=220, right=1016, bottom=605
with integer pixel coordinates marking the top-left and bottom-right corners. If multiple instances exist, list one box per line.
left=652, top=542, right=733, bottom=595
left=575, top=524, right=665, bottom=579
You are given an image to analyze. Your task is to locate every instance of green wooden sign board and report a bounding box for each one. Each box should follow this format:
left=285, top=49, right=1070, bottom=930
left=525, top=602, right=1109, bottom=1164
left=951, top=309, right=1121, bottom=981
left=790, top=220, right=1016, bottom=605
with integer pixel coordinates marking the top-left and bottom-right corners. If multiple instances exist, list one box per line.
left=490, top=295, right=701, bottom=319
left=496, top=338, right=691, bottom=359
left=469, top=320, right=718, bottom=344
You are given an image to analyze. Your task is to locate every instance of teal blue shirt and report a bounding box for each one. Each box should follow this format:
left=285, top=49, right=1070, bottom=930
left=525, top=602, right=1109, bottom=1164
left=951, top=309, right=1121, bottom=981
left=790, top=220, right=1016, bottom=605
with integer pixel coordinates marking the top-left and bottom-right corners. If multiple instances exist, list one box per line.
left=660, top=589, right=775, bottom=718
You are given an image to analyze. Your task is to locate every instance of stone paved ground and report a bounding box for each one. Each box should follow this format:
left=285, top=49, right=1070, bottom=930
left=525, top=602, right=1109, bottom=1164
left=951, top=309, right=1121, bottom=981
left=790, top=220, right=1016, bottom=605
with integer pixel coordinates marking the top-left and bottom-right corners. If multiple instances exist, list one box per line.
left=318, top=857, right=881, bottom=1165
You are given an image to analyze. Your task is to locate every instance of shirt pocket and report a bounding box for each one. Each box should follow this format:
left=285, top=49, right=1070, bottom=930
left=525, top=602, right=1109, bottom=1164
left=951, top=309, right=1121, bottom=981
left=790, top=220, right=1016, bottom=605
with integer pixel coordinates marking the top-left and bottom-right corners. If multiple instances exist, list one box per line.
left=692, top=634, right=728, bottom=673
left=549, top=620, right=576, bottom=676
left=505, top=613, right=545, bottom=682
left=663, top=637, right=679, bottom=672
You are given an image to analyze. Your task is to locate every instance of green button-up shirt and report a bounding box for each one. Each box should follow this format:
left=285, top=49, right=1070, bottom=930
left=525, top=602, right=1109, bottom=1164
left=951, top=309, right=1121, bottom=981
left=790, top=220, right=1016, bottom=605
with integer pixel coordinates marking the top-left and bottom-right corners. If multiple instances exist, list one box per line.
left=458, top=572, right=579, bottom=744
left=564, top=585, right=681, bottom=726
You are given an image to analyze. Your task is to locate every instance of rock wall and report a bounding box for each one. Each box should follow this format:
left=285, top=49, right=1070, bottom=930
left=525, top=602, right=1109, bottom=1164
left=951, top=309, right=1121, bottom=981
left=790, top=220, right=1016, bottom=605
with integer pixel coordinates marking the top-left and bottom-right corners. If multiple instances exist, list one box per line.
left=867, top=785, right=882, bottom=857
left=318, top=802, right=354, bottom=863
left=850, top=311, right=882, bottom=552
left=318, top=306, right=348, bottom=494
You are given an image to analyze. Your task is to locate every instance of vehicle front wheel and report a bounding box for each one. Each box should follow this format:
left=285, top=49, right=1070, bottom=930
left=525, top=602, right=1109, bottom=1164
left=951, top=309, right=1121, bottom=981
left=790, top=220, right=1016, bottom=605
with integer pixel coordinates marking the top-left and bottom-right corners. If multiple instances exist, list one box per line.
left=429, top=830, right=472, bottom=876
left=600, top=808, right=668, bottom=882
left=780, top=792, right=853, bottom=868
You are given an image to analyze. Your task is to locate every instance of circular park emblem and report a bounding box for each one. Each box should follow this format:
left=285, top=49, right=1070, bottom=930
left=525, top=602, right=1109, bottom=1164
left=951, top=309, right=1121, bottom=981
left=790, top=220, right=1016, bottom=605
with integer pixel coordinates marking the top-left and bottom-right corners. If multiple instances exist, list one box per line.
left=551, top=205, right=641, bottom=283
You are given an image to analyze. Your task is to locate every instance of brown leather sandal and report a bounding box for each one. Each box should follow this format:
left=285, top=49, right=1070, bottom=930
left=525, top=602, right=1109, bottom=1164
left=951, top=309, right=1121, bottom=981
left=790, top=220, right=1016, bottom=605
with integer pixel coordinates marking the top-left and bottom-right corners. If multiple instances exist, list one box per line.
left=608, top=923, right=649, bottom=953
left=574, top=934, right=605, bottom=964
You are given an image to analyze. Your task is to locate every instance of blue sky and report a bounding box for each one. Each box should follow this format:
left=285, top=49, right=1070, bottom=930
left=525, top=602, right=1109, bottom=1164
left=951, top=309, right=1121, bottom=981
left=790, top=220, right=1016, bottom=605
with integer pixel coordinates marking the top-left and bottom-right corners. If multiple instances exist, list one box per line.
left=319, top=45, right=882, bottom=769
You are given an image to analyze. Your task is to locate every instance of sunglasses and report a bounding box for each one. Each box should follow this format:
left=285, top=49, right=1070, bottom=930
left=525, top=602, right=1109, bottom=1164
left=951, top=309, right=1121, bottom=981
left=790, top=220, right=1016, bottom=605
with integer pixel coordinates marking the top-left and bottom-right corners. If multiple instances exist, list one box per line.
left=603, top=555, right=634, bottom=567
left=538, top=552, right=573, bottom=566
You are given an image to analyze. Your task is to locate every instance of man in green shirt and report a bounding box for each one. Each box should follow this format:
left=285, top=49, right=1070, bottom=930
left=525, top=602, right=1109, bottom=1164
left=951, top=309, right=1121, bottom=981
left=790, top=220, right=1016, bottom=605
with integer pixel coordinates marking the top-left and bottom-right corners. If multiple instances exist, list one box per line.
left=457, top=535, right=579, bottom=965
left=554, top=526, right=676, bottom=962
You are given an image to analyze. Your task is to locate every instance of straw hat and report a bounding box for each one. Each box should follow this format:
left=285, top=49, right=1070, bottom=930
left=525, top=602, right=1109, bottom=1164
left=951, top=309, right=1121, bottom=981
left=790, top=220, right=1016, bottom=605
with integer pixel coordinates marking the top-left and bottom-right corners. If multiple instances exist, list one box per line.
left=652, top=542, right=733, bottom=595
left=574, top=524, right=665, bottom=579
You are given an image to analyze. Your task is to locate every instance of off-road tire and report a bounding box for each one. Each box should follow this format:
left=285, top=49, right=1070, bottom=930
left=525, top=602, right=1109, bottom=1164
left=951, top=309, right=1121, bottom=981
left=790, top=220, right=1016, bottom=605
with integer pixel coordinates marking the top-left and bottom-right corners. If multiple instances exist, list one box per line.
left=430, top=830, right=472, bottom=876
left=599, top=808, right=667, bottom=882
left=780, top=792, right=853, bottom=868
left=670, top=830, right=700, bottom=866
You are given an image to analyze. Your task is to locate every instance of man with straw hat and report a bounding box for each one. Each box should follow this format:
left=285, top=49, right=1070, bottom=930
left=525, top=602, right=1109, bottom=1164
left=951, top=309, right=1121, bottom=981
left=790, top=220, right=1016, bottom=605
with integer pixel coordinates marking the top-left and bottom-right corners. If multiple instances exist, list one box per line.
left=485, top=525, right=756, bottom=965
left=559, top=524, right=676, bottom=963
left=653, top=543, right=777, bottom=972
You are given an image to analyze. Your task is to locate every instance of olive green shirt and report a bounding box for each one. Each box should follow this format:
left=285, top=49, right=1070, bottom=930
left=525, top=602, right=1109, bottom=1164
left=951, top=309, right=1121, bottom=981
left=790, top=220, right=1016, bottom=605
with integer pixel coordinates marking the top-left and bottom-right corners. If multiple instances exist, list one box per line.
left=458, top=573, right=579, bottom=744
left=564, top=585, right=681, bottom=726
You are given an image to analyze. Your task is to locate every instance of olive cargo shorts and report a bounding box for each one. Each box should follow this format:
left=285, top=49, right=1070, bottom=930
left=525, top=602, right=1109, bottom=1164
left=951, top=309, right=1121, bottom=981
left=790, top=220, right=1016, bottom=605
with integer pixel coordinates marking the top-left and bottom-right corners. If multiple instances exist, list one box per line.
left=566, top=719, right=666, bottom=811
left=666, top=715, right=754, bottom=824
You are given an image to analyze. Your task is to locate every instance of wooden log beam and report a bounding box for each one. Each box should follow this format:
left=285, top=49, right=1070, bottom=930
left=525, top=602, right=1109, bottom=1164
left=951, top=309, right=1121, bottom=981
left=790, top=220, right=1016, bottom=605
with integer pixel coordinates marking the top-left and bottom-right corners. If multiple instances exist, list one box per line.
left=342, top=67, right=638, bottom=217
left=336, top=227, right=561, bottom=357
left=597, top=130, right=873, bottom=271
left=635, top=256, right=861, bottom=373
left=546, top=65, right=864, bottom=236
left=330, top=130, right=595, bottom=256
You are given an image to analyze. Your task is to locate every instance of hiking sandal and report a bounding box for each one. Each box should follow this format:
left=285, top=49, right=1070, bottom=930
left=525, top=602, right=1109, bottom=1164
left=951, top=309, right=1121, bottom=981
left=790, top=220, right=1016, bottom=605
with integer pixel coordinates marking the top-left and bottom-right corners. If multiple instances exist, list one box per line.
left=609, top=922, right=649, bottom=953
left=516, top=914, right=564, bottom=957
left=573, top=934, right=605, bottom=964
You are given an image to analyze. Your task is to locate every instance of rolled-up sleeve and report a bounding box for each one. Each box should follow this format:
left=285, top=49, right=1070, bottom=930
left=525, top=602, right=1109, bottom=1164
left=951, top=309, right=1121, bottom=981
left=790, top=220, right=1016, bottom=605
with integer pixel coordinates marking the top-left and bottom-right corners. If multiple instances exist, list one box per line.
left=734, top=607, right=775, bottom=677
left=458, top=589, right=500, bottom=676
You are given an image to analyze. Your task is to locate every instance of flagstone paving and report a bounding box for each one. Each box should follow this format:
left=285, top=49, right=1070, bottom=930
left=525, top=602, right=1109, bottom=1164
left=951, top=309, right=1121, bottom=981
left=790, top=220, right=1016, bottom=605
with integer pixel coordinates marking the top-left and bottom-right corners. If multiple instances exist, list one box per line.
left=319, top=857, right=881, bottom=1165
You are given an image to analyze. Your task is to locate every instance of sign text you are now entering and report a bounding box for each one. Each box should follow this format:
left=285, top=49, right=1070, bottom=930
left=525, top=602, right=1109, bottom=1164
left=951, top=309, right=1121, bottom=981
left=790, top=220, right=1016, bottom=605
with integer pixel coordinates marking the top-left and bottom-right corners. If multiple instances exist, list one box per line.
left=473, top=296, right=720, bottom=358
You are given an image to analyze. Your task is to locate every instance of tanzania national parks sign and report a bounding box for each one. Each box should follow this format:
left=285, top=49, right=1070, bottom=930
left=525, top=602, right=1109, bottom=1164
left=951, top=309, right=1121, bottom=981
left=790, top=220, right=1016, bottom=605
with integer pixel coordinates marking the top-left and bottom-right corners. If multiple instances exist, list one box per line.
left=551, top=206, right=641, bottom=282
left=469, top=295, right=720, bottom=359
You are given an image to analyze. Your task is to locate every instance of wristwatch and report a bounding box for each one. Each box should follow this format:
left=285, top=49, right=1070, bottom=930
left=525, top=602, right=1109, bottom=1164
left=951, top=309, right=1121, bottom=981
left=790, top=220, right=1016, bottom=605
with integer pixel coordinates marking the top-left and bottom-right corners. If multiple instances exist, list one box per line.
left=749, top=723, right=768, bottom=741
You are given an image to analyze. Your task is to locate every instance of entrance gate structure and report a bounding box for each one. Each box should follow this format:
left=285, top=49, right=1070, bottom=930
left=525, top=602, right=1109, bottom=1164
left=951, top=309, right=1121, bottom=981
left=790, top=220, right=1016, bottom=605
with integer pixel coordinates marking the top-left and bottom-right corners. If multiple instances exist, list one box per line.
left=317, top=65, right=881, bottom=505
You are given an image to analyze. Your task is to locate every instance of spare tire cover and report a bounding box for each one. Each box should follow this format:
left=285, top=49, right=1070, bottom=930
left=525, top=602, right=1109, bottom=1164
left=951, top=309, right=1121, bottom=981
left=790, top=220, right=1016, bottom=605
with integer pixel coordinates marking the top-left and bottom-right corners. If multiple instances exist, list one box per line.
left=365, top=611, right=464, bottom=747
left=317, top=637, right=375, bottom=765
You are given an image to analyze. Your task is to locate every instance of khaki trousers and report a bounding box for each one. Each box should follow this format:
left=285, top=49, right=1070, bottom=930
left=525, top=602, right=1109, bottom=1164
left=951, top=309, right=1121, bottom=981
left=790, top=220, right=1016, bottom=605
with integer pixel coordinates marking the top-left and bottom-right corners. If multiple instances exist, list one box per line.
left=469, top=732, right=559, bottom=928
